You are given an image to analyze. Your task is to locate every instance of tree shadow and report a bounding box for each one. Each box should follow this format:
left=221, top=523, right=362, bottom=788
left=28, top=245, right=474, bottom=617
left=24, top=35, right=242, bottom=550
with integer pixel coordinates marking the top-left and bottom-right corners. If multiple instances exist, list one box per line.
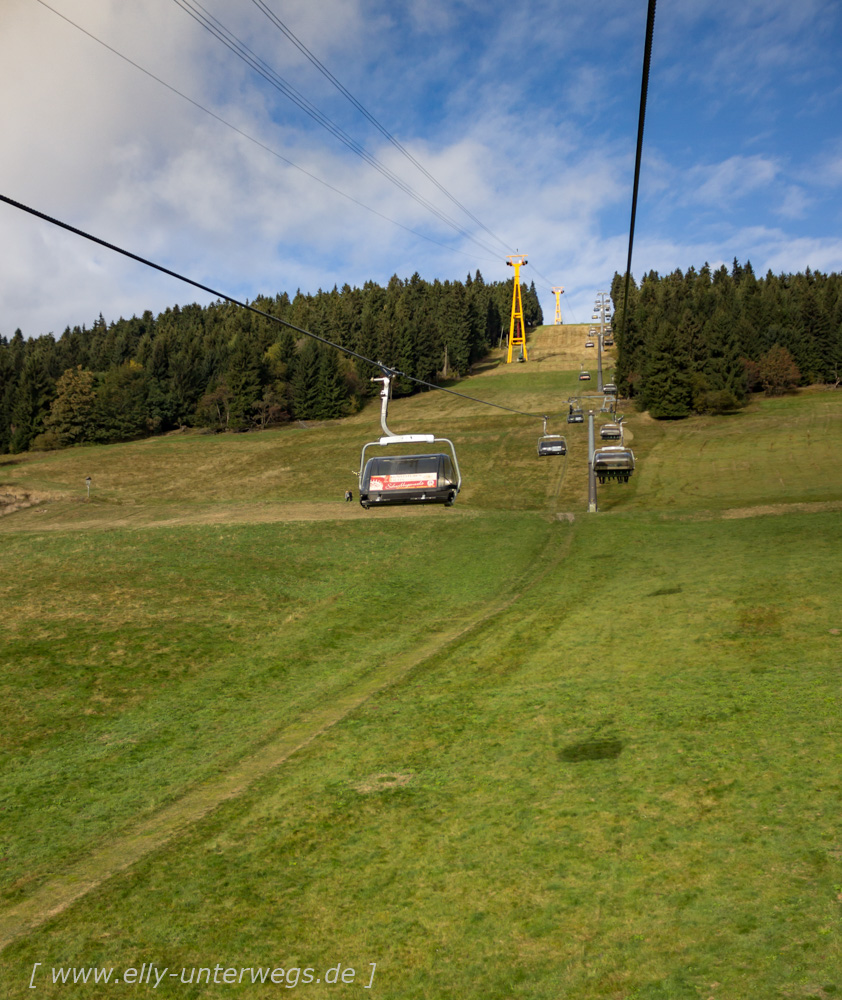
left=469, top=360, right=502, bottom=375
left=646, top=584, right=682, bottom=597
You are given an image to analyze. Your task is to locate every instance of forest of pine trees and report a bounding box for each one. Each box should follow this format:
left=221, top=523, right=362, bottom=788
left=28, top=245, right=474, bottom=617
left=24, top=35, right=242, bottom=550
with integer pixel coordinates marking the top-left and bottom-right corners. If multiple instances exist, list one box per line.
left=0, top=272, right=542, bottom=453
left=4, top=258, right=840, bottom=451
left=612, top=260, right=842, bottom=418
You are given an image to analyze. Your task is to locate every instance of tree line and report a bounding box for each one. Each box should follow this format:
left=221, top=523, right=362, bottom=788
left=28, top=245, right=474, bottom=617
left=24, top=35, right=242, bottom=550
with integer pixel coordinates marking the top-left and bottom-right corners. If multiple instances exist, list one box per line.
left=0, top=272, right=542, bottom=453
left=611, top=260, right=842, bottom=418
left=611, top=258, right=842, bottom=418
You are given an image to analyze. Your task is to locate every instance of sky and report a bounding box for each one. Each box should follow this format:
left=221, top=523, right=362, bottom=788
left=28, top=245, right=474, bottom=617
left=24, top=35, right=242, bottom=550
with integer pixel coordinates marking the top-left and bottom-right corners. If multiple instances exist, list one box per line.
left=1, top=0, right=842, bottom=340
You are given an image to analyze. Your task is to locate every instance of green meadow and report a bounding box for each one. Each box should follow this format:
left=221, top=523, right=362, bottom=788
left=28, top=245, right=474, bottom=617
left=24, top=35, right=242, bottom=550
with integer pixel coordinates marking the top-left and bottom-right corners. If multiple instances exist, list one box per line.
left=1, top=328, right=841, bottom=998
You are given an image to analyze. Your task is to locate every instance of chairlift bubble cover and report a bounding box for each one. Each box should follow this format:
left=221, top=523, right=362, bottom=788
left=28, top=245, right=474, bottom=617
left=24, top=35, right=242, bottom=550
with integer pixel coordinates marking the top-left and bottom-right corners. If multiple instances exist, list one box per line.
left=593, top=447, right=635, bottom=472
left=538, top=436, right=567, bottom=456
left=360, top=453, right=458, bottom=506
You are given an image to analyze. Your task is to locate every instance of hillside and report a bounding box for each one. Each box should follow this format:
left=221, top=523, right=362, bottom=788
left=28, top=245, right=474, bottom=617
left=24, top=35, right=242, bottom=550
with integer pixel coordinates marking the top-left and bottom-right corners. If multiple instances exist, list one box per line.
left=1, top=325, right=841, bottom=999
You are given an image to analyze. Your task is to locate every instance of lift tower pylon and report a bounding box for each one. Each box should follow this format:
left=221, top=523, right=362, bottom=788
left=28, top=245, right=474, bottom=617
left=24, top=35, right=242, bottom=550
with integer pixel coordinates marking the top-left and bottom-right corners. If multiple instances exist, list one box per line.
left=552, top=286, right=564, bottom=325
left=506, top=254, right=528, bottom=363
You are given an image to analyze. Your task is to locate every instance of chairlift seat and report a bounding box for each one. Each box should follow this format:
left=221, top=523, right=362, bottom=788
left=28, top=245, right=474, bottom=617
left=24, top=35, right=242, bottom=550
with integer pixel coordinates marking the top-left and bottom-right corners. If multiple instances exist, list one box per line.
left=537, top=435, right=567, bottom=456
left=579, top=372, right=591, bottom=381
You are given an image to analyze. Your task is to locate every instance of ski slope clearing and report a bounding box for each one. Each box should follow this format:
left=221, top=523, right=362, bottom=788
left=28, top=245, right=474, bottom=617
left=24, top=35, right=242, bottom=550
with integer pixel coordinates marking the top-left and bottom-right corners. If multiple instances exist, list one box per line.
left=1, top=328, right=840, bottom=998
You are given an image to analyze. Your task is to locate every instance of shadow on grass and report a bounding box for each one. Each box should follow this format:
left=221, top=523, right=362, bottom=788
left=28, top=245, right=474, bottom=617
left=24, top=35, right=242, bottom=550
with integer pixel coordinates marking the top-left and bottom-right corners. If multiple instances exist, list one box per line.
left=469, top=360, right=503, bottom=374
left=558, top=737, right=624, bottom=762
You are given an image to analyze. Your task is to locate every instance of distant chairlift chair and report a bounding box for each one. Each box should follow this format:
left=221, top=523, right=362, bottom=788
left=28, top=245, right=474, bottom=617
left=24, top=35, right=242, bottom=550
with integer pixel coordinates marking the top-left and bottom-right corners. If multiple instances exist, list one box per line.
left=537, top=417, right=567, bottom=456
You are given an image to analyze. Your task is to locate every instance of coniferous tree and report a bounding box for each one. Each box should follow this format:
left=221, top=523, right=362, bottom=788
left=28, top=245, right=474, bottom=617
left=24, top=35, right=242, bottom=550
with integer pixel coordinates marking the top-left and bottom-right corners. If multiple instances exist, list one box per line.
left=314, top=346, right=348, bottom=419
left=168, top=336, right=205, bottom=428
left=226, top=335, right=264, bottom=430
left=292, top=338, right=322, bottom=419
left=525, top=280, right=543, bottom=325
left=0, top=335, right=19, bottom=454
left=640, top=322, right=693, bottom=418
left=441, top=282, right=472, bottom=376
left=93, top=361, right=150, bottom=442
left=10, top=348, right=55, bottom=452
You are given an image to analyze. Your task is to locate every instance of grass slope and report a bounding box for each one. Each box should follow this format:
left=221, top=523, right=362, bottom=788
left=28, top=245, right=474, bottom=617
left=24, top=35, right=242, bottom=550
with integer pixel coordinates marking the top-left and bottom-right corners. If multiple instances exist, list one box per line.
left=1, top=328, right=841, bottom=998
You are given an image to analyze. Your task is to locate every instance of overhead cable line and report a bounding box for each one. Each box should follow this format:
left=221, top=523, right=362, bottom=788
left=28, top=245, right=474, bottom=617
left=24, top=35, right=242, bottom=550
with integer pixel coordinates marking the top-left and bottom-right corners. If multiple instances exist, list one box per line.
left=169, top=0, right=504, bottom=258
left=0, top=193, right=545, bottom=421
left=32, top=0, right=497, bottom=265
left=620, top=0, right=657, bottom=340
left=248, top=0, right=512, bottom=255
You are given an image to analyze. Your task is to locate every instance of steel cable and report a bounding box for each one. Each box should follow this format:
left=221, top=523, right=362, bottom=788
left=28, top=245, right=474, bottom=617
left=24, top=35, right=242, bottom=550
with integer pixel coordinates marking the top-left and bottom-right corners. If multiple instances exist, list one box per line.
left=0, top=192, right=545, bottom=420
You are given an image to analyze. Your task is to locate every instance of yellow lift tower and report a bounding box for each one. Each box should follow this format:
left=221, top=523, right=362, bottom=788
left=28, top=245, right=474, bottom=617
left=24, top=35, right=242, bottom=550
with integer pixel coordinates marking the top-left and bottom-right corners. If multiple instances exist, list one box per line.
left=552, top=286, right=565, bottom=325
left=506, top=254, right=528, bottom=363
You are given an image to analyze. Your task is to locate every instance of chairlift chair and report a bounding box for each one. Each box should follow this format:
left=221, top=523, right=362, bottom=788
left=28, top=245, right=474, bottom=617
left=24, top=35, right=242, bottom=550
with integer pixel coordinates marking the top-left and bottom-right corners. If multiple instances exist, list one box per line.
left=358, top=375, right=461, bottom=509
left=600, top=422, right=622, bottom=440
left=585, top=340, right=595, bottom=348
left=537, top=417, right=567, bottom=456
left=579, top=371, right=591, bottom=381
left=593, top=445, right=635, bottom=483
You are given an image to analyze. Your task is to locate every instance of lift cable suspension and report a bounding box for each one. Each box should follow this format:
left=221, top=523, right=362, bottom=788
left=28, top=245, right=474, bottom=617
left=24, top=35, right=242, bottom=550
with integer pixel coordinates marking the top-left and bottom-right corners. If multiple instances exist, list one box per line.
left=248, top=0, right=511, bottom=256
left=32, top=0, right=498, bottom=266
left=619, top=0, right=657, bottom=346
left=169, top=0, right=503, bottom=259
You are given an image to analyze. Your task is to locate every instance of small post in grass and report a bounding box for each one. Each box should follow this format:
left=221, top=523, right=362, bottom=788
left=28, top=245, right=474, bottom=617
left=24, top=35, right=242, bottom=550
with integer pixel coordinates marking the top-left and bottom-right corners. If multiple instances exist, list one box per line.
left=85, top=476, right=91, bottom=501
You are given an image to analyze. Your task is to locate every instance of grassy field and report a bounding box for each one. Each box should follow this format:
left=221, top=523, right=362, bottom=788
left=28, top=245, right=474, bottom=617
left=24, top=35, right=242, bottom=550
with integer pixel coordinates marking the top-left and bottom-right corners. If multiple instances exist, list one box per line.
left=1, top=326, right=841, bottom=998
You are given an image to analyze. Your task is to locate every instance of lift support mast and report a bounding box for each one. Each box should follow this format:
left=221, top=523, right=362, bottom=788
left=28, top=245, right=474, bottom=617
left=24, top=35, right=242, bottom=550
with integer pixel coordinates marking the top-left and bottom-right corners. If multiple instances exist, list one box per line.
left=506, top=254, right=528, bottom=363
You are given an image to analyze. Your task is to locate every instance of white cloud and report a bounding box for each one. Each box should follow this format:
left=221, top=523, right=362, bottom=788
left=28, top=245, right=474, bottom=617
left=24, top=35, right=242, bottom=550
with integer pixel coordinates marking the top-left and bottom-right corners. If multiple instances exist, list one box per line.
left=1, top=0, right=840, bottom=342
left=775, top=185, right=811, bottom=220
left=691, top=156, right=780, bottom=206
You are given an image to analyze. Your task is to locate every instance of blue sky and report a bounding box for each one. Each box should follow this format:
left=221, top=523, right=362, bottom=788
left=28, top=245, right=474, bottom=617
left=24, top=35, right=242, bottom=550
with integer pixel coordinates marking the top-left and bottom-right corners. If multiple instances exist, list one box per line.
left=1, top=0, right=841, bottom=339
